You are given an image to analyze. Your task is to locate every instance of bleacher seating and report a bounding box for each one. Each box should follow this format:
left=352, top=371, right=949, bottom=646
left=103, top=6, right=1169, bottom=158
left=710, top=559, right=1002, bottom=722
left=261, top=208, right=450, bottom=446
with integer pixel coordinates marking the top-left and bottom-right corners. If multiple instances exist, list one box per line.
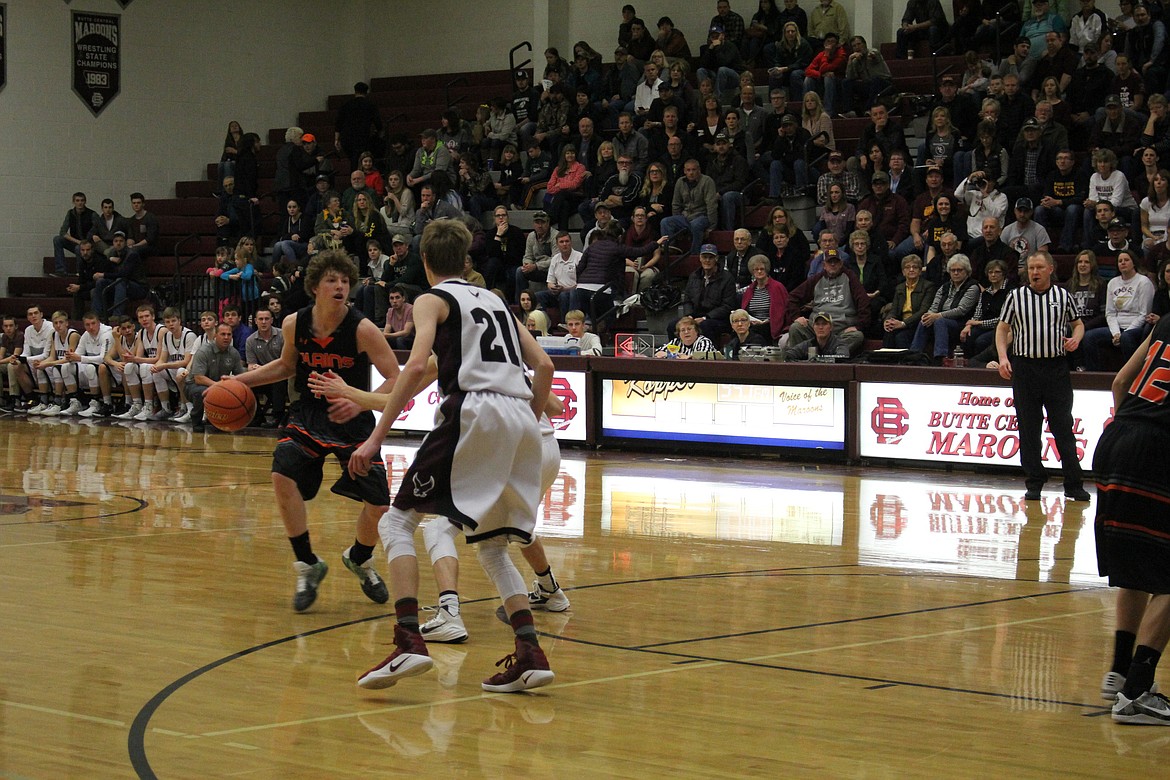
left=14, top=37, right=1110, bottom=346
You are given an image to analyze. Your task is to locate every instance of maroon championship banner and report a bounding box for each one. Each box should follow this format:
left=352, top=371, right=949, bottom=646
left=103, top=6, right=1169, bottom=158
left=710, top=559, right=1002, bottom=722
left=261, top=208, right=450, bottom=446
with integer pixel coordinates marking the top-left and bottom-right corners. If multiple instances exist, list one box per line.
left=0, top=5, right=7, bottom=92
left=72, top=11, right=120, bottom=116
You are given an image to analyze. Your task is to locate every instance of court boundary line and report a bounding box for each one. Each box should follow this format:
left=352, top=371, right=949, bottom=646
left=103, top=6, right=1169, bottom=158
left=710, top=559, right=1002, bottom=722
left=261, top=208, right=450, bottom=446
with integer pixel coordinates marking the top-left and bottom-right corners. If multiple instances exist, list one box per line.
left=0, top=493, right=148, bottom=528
left=187, top=603, right=1112, bottom=740
left=126, top=566, right=1109, bottom=778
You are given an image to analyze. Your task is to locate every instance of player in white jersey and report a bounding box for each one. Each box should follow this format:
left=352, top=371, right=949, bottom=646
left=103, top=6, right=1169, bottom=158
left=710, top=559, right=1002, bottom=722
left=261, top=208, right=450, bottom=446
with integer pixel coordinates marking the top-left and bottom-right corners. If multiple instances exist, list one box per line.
left=35, top=311, right=82, bottom=416
left=21, top=305, right=56, bottom=414
left=188, top=311, right=217, bottom=362
left=68, top=312, right=116, bottom=417
left=104, top=316, right=142, bottom=416
left=348, top=218, right=557, bottom=694
left=114, top=305, right=165, bottom=420
left=308, top=367, right=572, bottom=646
left=149, top=307, right=197, bottom=421
left=173, top=311, right=217, bottom=424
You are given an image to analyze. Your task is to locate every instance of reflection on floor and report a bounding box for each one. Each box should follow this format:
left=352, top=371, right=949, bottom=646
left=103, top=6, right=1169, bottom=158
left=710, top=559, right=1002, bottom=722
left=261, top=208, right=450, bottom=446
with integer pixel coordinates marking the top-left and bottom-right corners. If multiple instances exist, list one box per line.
left=3, top=419, right=1100, bottom=587
left=0, top=418, right=1135, bottom=778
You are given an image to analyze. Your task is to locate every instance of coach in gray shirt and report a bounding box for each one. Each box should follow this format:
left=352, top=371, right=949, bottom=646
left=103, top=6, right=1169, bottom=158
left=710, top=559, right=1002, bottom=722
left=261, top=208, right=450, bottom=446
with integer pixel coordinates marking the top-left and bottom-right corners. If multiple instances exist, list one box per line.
left=187, top=323, right=244, bottom=431
left=245, top=309, right=286, bottom=427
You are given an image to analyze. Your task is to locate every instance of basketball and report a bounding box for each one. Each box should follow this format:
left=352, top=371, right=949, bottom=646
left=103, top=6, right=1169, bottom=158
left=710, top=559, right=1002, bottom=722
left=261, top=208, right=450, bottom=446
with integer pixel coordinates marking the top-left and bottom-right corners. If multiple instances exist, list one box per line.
left=202, top=378, right=257, bottom=432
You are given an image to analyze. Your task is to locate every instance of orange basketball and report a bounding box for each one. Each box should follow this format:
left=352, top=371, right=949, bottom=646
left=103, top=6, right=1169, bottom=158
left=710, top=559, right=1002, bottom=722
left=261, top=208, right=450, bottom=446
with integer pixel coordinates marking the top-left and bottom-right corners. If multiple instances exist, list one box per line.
left=203, top=378, right=257, bottom=432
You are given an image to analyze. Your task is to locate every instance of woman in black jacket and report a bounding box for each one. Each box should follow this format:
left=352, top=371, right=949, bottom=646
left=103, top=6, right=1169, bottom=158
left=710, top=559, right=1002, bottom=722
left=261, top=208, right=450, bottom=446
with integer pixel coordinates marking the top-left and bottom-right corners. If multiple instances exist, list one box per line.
left=482, top=206, right=527, bottom=292
left=569, top=222, right=668, bottom=328
left=756, top=205, right=810, bottom=279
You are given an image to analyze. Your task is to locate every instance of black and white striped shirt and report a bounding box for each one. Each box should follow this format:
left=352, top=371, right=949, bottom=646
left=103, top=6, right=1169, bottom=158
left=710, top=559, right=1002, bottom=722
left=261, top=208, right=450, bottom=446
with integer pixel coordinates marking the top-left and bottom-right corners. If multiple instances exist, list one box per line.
left=999, top=283, right=1079, bottom=359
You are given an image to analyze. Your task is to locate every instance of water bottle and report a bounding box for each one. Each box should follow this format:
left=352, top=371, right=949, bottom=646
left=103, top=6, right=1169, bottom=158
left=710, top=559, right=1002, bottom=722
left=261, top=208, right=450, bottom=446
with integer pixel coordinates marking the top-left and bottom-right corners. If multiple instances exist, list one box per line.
left=953, top=346, right=965, bottom=368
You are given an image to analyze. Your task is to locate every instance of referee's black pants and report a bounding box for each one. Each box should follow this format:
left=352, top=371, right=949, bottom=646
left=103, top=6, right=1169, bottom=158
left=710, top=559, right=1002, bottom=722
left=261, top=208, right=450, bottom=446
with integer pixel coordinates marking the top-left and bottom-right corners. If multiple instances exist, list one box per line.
left=1011, top=356, right=1084, bottom=493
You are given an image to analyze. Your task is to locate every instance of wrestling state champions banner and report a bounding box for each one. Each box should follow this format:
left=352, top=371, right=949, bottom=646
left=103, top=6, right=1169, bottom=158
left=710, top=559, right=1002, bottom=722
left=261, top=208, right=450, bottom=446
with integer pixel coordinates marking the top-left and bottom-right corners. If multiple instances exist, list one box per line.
left=0, top=5, right=7, bottom=92
left=858, top=381, right=1114, bottom=468
left=72, top=11, right=120, bottom=116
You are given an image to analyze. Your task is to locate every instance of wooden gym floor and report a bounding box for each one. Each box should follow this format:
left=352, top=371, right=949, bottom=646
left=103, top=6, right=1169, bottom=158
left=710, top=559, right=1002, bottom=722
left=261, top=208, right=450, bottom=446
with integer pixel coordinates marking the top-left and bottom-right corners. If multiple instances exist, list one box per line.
left=0, top=417, right=1163, bottom=779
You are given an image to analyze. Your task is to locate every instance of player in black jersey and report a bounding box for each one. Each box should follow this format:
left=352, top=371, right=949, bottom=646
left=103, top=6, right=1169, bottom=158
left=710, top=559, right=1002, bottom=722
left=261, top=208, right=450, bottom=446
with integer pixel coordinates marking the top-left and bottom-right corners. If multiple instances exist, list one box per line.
left=1095, top=318, right=1170, bottom=725
left=234, top=250, right=402, bottom=612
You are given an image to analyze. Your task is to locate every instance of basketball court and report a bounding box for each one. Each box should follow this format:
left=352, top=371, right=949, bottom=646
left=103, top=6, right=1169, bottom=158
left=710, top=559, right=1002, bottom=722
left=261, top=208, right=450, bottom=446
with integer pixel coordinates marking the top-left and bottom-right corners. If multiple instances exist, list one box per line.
left=0, top=417, right=1162, bottom=778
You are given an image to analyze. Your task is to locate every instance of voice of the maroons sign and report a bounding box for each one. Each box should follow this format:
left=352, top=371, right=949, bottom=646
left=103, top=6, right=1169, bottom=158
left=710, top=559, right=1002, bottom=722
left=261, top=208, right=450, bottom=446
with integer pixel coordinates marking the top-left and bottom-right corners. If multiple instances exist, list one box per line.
left=71, top=11, right=119, bottom=116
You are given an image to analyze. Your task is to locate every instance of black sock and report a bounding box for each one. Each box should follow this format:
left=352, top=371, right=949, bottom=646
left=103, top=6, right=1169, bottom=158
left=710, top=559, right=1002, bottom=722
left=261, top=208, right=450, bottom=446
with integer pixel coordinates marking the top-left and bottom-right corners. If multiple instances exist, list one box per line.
left=1113, top=630, right=1138, bottom=676
left=1122, top=645, right=1162, bottom=700
left=348, top=539, right=375, bottom=566
left=289, top=532, right=317, bottom=565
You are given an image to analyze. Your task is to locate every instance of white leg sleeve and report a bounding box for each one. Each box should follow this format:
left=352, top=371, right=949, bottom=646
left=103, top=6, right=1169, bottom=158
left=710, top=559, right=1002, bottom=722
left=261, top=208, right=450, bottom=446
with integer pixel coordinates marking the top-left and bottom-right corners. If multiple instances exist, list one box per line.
left=77, top=363, right=98, bottom=391
left=423, top=517, right=461, bottom=564
left=123, top=363, right=141, bottom=387
left=379, top=506, right=420, bottom=562
left=476, top=537, right=526, bottom=602
left=150, top=368, right=169, bottom=393
left=60, top=362, right=78, bottom=390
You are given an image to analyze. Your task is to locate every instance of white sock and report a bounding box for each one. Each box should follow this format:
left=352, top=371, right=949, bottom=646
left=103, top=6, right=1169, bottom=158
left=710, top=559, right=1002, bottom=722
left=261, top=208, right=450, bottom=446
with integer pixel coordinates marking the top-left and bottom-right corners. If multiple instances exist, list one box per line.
left=536, top=569, right=558, bottom=593
left=438, top=592, right=460, bottom=615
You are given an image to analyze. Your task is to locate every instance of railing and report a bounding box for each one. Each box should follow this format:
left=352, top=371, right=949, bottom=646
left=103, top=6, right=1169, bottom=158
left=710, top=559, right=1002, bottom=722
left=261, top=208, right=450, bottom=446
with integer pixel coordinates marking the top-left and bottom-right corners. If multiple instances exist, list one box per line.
left=444, top=76, right=469, bottom=112
left=509, top=41, right=533, bottom=89
left=168, top=233, right=208, bottom=326
left=168, top=232, right=265, bottom=327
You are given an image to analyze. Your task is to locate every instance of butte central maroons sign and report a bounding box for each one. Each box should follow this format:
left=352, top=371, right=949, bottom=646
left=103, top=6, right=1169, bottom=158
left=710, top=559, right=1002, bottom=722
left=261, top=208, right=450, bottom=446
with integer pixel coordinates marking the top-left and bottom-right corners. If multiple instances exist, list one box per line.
left=858, top=381, right=1114, bottom=468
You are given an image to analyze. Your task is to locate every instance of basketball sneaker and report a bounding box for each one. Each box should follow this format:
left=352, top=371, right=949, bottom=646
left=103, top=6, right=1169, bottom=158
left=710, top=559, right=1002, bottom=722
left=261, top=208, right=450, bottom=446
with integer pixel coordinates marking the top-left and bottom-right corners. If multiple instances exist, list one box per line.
left=420, top=604, right=469, bottom=643
left=115, top=402, right=142, bottom=420
left=62, top=398, right=85, bottom=416
left=528, top=580, right=571, bottom=612
left=341, top=546, right=389, bottom=604
left=292, top=559, right=328, bottom=612
left=27, top=402, right=47, bottom=415
left=172, top=409, right=193, bottom=424
left=40, top=403, right=64, bottom=417
left=357, top=625, right=434, bottom=689
left=1103, top=672, right=1127, bottom=701
left=149, top=407, right=172, bottom=421
left=1102, top=673, right=1159, bottom=701
left=1113, top=691, right=1170, bottom=725
left=134, top=404, right=156, bottom=421
left=481, top=639, right=555, bottom=693
left=77, top=400, right=102, bottom=418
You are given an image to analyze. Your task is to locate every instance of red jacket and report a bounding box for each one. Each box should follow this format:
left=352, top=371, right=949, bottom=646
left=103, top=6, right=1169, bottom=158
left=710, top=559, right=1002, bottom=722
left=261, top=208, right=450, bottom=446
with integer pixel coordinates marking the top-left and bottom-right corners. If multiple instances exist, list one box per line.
left=546, top=162, right=589, bottom=195
left=804, top=46, right=847, bottom=79
left=741, top=277, right=789, bottom=341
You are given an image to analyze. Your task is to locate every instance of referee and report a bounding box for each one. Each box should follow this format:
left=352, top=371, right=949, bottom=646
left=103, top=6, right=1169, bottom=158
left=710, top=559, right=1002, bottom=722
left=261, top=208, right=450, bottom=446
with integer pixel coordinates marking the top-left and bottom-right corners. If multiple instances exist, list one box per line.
left=995, top=250, right=1090, bottom=502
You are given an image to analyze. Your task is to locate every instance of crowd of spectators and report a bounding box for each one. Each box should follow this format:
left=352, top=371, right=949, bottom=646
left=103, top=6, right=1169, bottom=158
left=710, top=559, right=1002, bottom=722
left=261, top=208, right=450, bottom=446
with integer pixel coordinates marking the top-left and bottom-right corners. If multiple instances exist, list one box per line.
left=29, top=1, right=1170, bottom=383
